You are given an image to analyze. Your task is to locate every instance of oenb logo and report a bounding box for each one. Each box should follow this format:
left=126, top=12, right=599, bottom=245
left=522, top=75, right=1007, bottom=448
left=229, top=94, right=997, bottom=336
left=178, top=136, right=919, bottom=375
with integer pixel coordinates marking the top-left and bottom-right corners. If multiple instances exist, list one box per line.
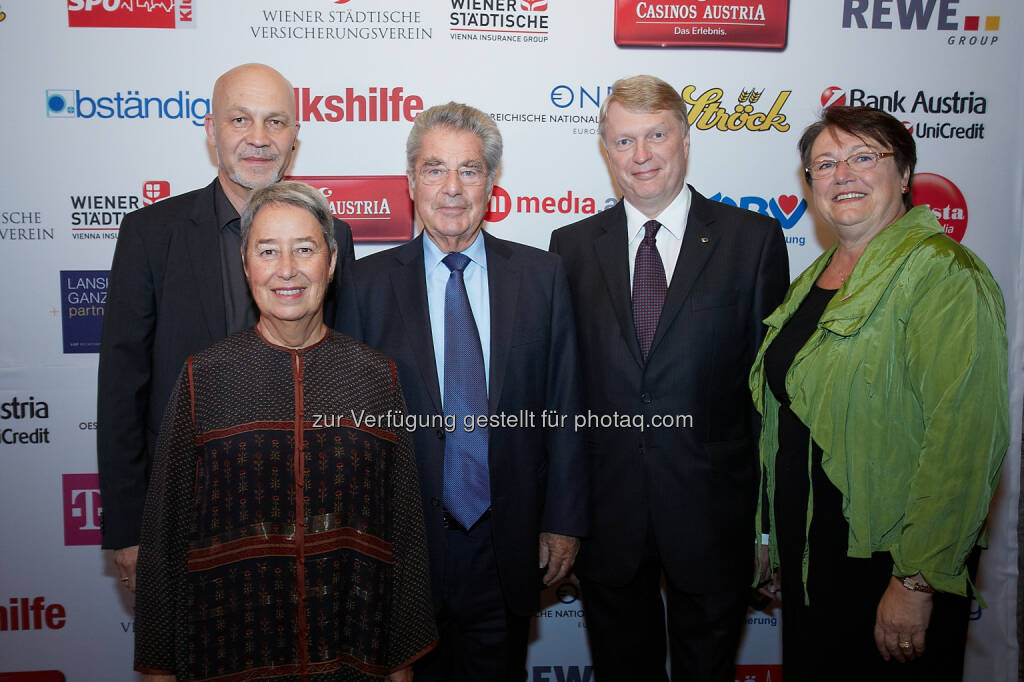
left=911, top=173, right=968, bottom=242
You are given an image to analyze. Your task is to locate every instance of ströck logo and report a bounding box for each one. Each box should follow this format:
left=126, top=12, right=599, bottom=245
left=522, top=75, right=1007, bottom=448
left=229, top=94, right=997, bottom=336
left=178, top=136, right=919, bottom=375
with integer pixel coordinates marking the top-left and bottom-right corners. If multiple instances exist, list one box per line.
left=46, top=88, right=209, bottom=126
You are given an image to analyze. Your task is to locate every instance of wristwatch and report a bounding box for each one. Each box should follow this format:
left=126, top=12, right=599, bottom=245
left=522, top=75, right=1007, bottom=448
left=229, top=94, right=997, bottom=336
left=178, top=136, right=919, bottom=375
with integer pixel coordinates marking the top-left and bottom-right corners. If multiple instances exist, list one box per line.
left=898, top=576, right=936, bottom=594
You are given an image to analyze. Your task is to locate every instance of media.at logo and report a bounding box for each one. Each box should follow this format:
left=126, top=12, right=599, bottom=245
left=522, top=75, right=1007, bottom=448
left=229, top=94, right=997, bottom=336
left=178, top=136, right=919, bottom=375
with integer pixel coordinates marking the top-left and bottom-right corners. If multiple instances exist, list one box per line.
left=911, top=173, right=968, bottom=241
left=67, top=0, right=195, bottom=29
left=841, top=0, right=999, bottom=47
left=483, top=185, right=615, bottom=223
left=63, top=473, right=102, bottom=545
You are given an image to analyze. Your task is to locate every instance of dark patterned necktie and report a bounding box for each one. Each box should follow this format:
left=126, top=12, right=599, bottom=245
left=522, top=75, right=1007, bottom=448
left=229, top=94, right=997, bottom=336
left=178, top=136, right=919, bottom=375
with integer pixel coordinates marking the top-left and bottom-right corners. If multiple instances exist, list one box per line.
left=632, top=220, right=667, bottom=361
left=441, top=252, right=490, bottom=528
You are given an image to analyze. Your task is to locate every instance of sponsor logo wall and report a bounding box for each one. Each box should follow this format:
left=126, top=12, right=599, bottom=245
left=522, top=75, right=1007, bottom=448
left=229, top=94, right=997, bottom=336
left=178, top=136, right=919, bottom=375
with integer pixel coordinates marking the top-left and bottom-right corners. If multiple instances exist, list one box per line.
left=0, top=1, right=1020, bottom=680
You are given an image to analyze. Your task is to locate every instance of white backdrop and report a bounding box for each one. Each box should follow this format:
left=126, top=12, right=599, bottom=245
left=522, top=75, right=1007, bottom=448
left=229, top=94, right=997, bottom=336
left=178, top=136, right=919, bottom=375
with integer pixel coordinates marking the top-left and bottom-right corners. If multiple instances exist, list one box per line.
left=0, top=1, right=1020, bottom=680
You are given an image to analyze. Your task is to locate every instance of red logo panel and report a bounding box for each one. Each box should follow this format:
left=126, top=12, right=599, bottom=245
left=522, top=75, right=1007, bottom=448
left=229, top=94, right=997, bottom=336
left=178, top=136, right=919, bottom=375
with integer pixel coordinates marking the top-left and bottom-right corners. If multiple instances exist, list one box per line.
left=614, top=0, right=789, bottom=48
left=67, top=1, right=193, bottom=29
left=287, top=175, right=414, bottom=243
left=911, top=172, right=968, bottom=242
left=735, top=664, right=783, bottom=681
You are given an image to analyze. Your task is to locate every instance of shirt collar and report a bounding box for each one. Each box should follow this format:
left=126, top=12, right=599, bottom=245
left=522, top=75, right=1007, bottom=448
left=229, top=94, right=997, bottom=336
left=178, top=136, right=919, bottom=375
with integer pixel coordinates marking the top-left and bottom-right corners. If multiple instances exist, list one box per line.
left=422, top=229, right=488, bottom=271
left=213, top=179, right=241, bottom=231
left=624, top=184, right=691, bottom=242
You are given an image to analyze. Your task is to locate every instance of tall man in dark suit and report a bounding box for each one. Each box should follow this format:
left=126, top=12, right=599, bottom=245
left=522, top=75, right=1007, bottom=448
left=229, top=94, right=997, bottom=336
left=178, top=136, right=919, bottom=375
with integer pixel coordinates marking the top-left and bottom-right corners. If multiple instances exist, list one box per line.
left=549, top=75, right=789, bottom=681
left=97, top=63, right=354, bottom=592
left=343, top=102, right=587, bottom=682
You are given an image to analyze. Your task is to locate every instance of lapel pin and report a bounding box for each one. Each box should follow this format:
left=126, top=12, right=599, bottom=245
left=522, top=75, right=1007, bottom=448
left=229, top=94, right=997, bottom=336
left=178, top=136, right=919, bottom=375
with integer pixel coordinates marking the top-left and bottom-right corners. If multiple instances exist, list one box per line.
left=700, top=235, right=709, bottom=243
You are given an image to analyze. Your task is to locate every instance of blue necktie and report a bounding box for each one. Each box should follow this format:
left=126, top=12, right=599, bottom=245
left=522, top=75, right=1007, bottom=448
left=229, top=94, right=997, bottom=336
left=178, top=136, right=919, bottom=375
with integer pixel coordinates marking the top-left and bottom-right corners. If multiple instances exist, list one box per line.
left=442, top=252, right=490, bottom=528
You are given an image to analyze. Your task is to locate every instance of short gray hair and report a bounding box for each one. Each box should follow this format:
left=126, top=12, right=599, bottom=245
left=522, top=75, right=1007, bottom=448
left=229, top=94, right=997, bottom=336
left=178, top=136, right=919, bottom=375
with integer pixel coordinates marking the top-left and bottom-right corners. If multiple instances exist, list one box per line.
left=406, top=102, right=502, bottom=185
left=240, top=181, right=337, bottom=255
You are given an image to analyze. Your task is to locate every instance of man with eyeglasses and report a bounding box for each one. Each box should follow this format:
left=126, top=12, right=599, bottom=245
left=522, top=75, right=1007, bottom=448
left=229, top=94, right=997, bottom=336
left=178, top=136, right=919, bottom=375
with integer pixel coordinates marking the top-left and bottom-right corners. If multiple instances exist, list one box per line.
left=341, top=101, right=588, bottom=682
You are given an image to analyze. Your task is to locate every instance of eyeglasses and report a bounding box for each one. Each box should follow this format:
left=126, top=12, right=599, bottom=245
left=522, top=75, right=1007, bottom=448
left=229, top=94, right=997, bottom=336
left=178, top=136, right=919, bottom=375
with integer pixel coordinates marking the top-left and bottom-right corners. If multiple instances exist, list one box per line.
left=417, top=164, right=487, bottom=186
left=806, top=151, right=895, bottom=180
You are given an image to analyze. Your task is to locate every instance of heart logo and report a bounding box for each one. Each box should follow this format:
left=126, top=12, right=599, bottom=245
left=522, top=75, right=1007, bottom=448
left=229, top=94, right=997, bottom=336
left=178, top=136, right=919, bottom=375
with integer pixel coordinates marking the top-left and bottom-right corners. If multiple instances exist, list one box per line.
left=777, top=195, right=799, bottom=216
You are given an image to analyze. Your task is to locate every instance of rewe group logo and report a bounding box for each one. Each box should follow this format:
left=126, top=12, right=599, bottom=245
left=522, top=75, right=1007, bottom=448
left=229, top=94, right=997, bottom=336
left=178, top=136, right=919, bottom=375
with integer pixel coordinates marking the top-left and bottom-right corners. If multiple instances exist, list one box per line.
left=63, top=474, right=102, bottom=545
left=911, top=173, right=968, bottom=241
left=841, top=0, right=999, bottom=47
left=67, top=0, right=195, bottom=29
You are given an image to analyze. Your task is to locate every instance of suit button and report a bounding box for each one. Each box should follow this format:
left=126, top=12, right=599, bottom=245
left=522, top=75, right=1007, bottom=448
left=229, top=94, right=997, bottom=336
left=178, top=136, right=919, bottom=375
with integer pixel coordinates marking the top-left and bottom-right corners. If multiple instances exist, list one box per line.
left=641, top=392, right=652, bottom=404
left=436, top=429, right=445, bottom=440
left=430, top=497, right=441, bottom=507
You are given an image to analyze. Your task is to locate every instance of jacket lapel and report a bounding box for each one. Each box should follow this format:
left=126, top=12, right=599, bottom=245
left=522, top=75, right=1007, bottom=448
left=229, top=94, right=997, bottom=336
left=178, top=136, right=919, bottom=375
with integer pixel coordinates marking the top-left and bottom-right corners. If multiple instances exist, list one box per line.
left=390, top=235, right=443, bottom=413
left=482, top=232, right=520, bottom=414
left=184, top=180, right=227, bottom=341
left=594, top=202, right=644, bottom=369
left=649, top=187, right=717, bottom=357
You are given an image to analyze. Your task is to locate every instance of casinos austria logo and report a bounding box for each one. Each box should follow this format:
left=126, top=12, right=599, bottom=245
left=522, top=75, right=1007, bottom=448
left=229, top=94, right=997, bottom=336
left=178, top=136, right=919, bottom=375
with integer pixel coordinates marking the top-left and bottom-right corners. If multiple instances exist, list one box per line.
left=67, top=0, right=195, bottom=29
left=614, top=0, right=789, bottom=48
left=288, top=175, right=414, bottom=243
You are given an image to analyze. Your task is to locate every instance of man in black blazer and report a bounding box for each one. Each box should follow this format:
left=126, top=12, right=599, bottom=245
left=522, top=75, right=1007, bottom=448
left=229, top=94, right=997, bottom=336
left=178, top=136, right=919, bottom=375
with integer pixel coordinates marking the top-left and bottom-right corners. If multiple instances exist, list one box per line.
left=97, top=63, right=354, bottom=591
left=342, top=102, right=587, bottom=682
left=549, top=75, right=789, bottom=681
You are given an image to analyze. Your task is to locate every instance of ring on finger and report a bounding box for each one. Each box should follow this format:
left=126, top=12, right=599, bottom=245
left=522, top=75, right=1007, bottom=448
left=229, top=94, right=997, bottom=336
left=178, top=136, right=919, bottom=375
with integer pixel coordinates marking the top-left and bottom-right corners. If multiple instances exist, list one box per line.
left=898, top=641, right=911, bottom=649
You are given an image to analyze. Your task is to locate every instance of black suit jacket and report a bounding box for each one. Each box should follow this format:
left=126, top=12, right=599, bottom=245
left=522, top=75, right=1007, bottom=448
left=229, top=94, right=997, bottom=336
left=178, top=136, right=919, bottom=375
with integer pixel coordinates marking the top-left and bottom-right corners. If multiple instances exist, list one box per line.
left=341, top=231, right=588, bottom=616
left=97, top=179, right=355, bottom=549
left=549, top=187, right=788, bottom=592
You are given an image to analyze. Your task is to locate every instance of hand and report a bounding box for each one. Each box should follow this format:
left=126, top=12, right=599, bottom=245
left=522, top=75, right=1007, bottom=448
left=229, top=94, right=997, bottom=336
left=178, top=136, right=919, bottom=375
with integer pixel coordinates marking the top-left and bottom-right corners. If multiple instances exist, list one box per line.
left=538, top=532, right=580, bottom=586
left=874, top=575, right=934, bottom=663
left=114, top=545, right=139, bottom=592
left=386, top=666, right=413, bottom=682
left=756, top=545, right=780, bottom=601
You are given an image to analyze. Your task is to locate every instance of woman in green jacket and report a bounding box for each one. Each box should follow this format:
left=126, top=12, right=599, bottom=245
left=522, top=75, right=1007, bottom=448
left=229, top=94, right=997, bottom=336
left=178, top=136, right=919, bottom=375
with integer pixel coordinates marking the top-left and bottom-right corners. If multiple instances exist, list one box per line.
left=750, top=106, right=1008, bottom=681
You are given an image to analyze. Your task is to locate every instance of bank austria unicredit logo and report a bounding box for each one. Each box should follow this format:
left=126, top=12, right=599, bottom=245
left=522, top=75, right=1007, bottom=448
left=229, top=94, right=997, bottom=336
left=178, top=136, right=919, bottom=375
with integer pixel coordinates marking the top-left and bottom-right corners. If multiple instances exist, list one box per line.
left=288, top=175, right=414, bottom=243
left=841, top=0, right=999, bottom=47
left=820, top=85, right=986, bottom=141
left=67, top=0, right=194, bottom=29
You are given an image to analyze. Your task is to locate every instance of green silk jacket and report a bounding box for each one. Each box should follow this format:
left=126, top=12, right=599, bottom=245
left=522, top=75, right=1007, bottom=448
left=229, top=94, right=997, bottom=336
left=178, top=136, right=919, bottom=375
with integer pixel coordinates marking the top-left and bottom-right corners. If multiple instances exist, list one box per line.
left=749, top=206, right=1009, bottom=596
